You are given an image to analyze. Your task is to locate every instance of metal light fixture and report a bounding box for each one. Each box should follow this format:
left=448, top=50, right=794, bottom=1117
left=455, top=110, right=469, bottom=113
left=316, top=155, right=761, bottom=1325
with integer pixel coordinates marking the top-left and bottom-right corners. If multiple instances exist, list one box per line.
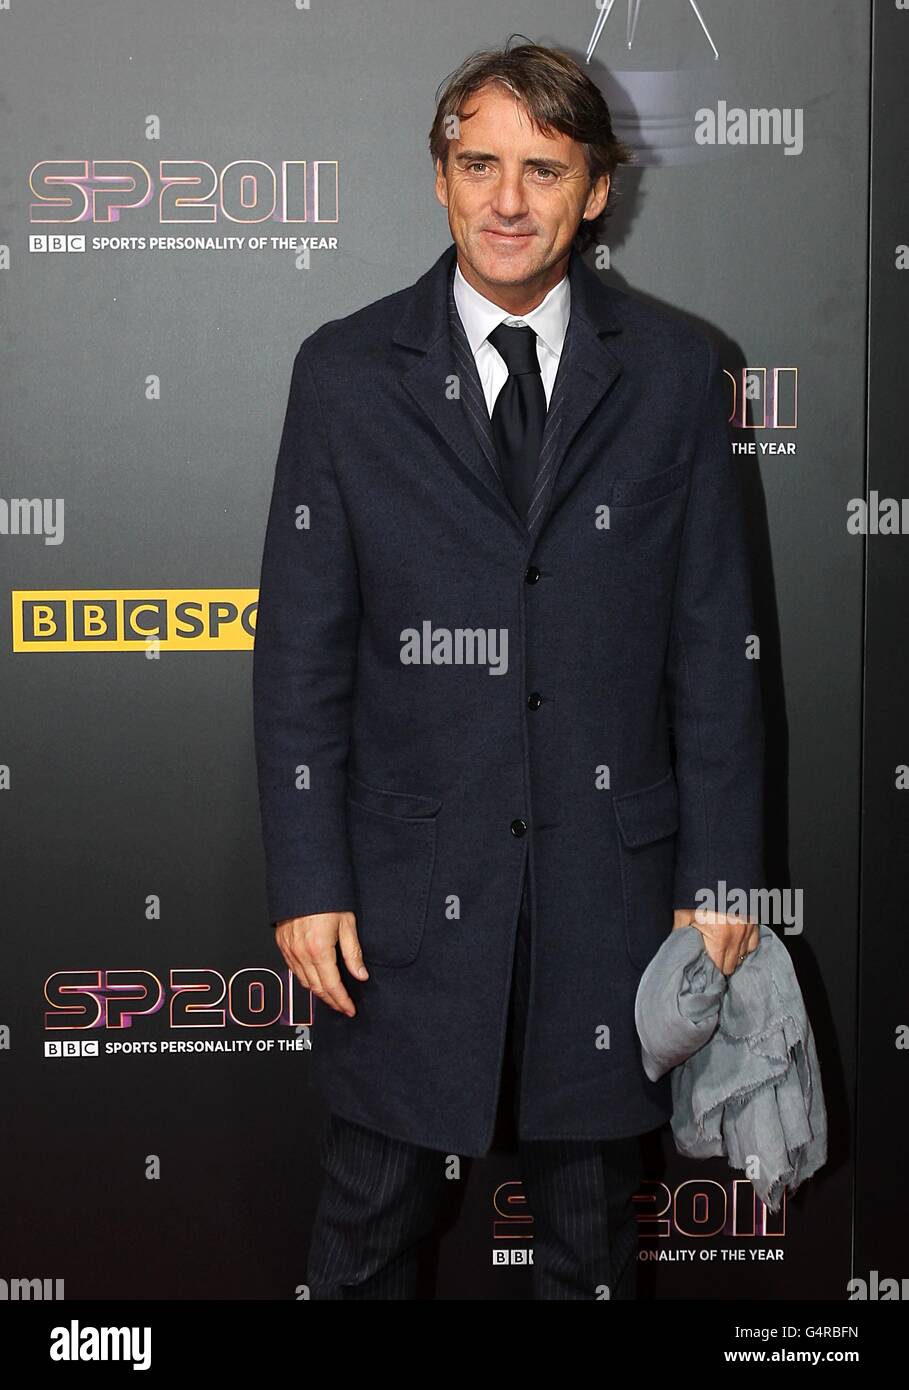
left=586, top=0, right=719, bottom=64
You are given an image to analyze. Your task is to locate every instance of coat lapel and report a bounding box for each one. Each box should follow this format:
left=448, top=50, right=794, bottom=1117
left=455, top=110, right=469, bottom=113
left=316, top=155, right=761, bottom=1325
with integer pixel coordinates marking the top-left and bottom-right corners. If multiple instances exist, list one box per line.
left=392, top=242, right=625, bottom=541
left=445, top=268, right=509, bottom=504
left=531, top=251, right=625, bottom=534
left=395, top=243, right=523, bottom=536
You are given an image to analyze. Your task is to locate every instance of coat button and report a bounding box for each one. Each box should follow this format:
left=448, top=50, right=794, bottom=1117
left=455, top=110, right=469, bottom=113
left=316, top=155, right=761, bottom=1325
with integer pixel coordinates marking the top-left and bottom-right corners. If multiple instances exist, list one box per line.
left=524, top=565, right=541, bottom=584
left=510, top=818, right=527, bottom=837
left=526, top=691, right=542, bottom=710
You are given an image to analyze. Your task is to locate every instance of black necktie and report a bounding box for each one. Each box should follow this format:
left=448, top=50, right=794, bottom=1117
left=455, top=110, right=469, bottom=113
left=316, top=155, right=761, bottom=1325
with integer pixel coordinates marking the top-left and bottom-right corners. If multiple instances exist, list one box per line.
left=487, top=322, right=547, bottom=524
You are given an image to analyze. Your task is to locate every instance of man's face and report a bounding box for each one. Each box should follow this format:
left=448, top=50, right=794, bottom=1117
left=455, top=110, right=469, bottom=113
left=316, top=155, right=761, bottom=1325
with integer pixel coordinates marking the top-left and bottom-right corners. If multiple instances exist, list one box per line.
left=434, top=80, right=609, bottom=299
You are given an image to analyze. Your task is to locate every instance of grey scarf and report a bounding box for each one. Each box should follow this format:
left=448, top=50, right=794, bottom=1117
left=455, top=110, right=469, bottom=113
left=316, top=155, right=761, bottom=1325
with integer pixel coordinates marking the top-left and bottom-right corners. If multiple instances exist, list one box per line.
left=635, top=923, right=828, bottom=1212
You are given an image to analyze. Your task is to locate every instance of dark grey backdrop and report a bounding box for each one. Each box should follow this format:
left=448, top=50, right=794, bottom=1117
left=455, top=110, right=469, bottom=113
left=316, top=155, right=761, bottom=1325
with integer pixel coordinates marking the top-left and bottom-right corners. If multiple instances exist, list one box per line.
left=0, top=0, right=892, bottom=1300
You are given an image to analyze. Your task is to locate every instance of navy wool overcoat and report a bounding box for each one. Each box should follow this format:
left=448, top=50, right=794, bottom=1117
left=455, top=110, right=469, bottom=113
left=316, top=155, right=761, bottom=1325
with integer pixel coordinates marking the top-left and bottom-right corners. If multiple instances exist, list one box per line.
left=253, top=241, right=765, bottom=1157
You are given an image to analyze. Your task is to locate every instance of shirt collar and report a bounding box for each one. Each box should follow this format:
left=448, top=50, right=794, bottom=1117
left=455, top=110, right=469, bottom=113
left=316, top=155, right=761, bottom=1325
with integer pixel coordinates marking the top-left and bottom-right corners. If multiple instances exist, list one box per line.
left=453, top=259, right=571, bottom=359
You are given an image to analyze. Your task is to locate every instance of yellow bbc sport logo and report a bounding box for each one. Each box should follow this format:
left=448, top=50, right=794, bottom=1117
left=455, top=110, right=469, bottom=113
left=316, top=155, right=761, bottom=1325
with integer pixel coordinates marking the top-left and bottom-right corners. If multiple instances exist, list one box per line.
left=11, top=590, right=258, bottom=651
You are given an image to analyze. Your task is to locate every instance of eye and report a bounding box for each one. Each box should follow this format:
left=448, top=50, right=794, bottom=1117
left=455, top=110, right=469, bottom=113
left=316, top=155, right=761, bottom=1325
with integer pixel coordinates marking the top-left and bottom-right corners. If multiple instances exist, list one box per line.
left=467, top=161, right=489, bottom=174
left=534, top=168, right=557, bottom=181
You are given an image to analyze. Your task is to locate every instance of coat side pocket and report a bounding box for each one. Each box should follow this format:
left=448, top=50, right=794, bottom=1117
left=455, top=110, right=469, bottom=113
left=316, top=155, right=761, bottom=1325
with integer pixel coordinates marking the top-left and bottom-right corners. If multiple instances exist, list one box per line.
left=613, top=770, right=680, bottom=970
left=346, top=785, right=441, bottom=967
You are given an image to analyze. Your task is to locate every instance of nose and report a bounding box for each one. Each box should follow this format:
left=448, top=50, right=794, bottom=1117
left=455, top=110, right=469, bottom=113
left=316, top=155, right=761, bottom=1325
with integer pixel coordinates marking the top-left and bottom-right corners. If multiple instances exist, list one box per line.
left=489, top=168, right=530, bottom=222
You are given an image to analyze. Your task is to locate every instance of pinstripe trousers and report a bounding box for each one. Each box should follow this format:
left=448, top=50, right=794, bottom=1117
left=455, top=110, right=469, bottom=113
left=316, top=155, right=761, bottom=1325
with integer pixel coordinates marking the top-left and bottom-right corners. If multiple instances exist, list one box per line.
left=305, top=873, right=644, bottom=1299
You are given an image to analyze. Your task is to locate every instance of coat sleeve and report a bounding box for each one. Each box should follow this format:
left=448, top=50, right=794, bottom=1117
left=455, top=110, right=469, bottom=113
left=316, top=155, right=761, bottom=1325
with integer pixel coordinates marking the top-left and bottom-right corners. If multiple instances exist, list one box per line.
left=252, top=340, right=361, bottom=927
left=665, top=335, right=765, bottom=911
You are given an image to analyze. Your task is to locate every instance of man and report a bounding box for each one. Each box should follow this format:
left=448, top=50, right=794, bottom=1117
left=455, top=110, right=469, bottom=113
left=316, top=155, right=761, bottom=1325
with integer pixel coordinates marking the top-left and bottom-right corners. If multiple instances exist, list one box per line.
left=253, top=40, right=764, bottom=1300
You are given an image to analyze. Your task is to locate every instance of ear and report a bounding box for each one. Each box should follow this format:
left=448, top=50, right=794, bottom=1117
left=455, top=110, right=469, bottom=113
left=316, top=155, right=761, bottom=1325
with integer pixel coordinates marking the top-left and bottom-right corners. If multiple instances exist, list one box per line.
left=434, top=157, right=449, bottom=209
left=583, top=172, right=610, bottom=222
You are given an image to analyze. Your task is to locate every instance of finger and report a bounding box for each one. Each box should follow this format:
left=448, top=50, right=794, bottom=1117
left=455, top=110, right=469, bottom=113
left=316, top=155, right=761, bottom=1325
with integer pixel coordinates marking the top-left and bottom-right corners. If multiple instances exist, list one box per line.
left=723, top=935, right=743, bottom=974
left=309, top=946, right=356, bottom=1016
left=338, top=917, right=369, bottom=980
left=702, top=935, right=727, bottom=973
left=721, top=926, right=747, bottom=975
left=729, top=925, right=756, bottom=972
left=302, top=958, right=334, bottom=1009
left=697, top=925, right=733, bottom=974
left=286, top=932, right=330, bottom=1005
left=284, top=929, right=346, bottom=1014
left=277, top=938, right=316, bottom=996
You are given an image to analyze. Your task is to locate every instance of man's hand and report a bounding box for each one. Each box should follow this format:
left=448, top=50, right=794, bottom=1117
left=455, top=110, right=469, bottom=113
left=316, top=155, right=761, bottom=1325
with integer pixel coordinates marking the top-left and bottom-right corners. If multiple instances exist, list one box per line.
left=672, top=908, right=760, bottom=976
left=274, top=911, right=368, bottom=1017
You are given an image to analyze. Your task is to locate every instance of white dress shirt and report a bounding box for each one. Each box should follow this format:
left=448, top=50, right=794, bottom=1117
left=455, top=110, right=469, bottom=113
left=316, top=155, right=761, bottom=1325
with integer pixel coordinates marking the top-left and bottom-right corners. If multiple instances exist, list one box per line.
left=453, top=261, right=571, bottom=415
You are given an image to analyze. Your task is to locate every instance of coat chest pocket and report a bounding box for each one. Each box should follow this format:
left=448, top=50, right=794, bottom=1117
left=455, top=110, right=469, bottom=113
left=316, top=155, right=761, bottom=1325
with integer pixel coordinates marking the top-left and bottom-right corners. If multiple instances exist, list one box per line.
left=346, top=776, right=442, bottom=968
left=613, top=770, right=680, bottom=970
left=610, top=461, right=687, bottom=508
